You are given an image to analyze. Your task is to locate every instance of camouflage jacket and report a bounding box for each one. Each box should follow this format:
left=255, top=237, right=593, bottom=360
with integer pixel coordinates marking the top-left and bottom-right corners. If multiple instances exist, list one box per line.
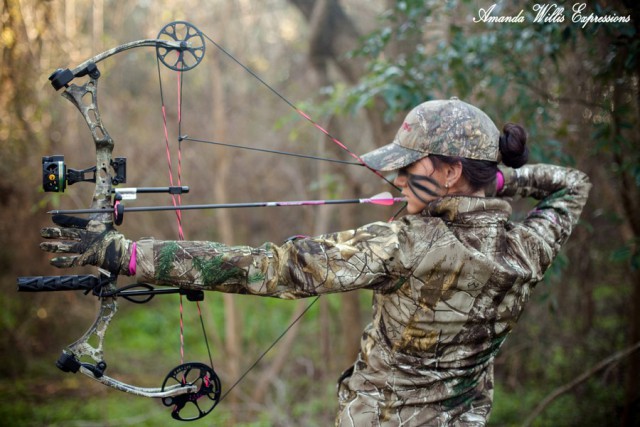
left=134, top=164, right=590, bottom=426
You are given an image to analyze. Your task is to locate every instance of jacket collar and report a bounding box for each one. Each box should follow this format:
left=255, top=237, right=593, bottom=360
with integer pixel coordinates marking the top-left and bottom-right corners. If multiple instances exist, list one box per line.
left=422, top=196, right=511, bottom=225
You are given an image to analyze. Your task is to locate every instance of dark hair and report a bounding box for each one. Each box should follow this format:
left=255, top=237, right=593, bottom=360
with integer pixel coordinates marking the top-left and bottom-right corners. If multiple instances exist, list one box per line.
left=431, top=123, right=528, bottom=191
left=499, top=123, right=529, bottom=168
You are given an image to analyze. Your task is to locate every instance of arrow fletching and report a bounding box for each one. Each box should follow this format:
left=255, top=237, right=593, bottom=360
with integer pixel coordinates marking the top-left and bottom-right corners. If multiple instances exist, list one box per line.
left=361, top=192, right=406, bottom=206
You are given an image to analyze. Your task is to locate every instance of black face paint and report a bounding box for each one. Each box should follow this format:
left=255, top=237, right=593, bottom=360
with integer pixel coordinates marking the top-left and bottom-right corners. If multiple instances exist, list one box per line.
left=398, top=167, right=443, bottom=205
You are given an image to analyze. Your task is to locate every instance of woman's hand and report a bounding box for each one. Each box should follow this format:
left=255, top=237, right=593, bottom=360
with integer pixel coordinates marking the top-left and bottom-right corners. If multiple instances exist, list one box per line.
left=40, top=215, right=132, bottom=275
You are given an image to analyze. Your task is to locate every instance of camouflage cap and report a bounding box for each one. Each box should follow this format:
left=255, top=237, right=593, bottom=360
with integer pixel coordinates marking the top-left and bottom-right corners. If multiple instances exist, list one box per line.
left=361, top=98, right=500, bottom=171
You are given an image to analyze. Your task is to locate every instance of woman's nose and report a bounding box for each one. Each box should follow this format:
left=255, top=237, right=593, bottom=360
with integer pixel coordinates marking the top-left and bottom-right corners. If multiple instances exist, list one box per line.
left=394, top=173, right=406, bottom=188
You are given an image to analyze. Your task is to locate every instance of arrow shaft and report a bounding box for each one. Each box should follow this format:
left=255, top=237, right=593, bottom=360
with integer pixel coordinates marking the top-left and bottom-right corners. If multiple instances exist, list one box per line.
left=49, top=195, right=406, bottom=215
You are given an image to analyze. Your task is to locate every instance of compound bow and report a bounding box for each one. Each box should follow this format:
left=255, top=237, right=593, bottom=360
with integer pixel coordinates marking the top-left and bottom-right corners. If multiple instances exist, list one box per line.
left=18, top=21, right=220, bottom=422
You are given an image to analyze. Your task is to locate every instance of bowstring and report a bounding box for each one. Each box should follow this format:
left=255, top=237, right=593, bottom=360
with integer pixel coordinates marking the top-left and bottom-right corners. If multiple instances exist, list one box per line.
left=219, top=296, right=319, bottom=403
left=200, top=32, right=400, bottom=192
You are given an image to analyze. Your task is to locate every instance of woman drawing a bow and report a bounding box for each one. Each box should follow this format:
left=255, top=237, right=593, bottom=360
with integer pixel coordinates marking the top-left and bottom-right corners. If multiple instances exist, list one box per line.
left=41, top=98, right=591, bottom=426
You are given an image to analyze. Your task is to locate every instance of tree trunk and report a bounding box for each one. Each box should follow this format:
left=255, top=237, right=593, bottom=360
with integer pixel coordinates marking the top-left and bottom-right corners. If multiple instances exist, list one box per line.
left=288, top=0, right=398, bottom=146
left=92, top=0, right=103, bottom=53
left=210, top=46, right=242, bottom=422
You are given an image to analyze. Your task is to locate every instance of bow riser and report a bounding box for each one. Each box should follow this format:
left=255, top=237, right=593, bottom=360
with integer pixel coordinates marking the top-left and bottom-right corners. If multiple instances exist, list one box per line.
left=58, top=65, right=198, bottom=401
left=58, top=75, right=121, bottom=384
left=53, top=73, right=206, bottom=403
left=62, top=80, right=115, bottom=217
left=64, top=293, right=116, bottom=371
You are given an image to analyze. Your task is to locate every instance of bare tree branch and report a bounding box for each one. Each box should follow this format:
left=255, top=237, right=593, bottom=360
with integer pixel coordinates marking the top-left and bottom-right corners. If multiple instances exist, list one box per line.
left=523, top=341, right=640, bottom=427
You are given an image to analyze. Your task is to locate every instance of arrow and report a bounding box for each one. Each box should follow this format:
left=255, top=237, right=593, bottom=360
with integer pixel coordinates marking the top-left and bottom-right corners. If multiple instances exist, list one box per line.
left=48, top=192, right=407, bottom=215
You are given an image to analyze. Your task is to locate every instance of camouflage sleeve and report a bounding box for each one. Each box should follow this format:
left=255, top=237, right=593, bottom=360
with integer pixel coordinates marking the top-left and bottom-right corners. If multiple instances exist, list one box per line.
left=133, top=221, right=411, bottom=298
left=499, top=163, right=591, bottom=280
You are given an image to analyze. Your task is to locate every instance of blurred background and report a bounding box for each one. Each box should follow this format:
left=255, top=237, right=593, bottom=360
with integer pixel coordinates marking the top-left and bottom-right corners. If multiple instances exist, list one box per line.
left=1, top=0, right=639, bottom=425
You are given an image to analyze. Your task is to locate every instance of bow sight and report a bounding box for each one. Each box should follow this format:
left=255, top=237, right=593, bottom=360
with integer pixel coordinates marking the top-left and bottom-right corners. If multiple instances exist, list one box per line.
left=42, top=155, right=127, bottom=192
left=42, top=155, right=188, bottom=225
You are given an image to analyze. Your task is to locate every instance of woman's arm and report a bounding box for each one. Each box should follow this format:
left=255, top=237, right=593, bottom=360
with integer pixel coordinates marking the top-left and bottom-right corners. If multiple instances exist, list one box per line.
left=133, top=221, right=410, bottom=298
left=498, top=164, right=591, bottom=280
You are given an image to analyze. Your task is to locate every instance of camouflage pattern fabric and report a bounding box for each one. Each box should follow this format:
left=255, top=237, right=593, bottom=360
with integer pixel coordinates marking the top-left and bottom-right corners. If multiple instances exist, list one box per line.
left=40, top=215, right=132, bottom=274
left=361, top=99, right=501, bottom=171
left=133, top=164, right=590, bottom=426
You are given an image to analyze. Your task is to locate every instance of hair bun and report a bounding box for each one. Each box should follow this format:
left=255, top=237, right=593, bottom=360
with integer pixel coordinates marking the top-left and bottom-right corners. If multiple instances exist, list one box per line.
left=499, top=123, right=528, bottom=168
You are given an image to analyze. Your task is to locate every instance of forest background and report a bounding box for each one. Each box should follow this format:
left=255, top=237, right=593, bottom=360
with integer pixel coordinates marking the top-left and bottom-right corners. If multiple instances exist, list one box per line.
left=1, top=0, right=639, bottom=426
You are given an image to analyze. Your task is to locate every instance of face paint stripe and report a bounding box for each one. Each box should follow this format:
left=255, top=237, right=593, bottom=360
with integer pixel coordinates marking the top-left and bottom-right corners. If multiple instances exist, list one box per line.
left=409, top=174, right=441, bottom=187
left=408, top=179, right=441, bottom=198
left=407, top=172, right=444, bottom=207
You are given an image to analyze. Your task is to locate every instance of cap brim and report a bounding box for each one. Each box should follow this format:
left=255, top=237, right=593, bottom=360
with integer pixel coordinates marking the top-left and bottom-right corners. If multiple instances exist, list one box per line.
left=361, top=142, right=427, bottom=171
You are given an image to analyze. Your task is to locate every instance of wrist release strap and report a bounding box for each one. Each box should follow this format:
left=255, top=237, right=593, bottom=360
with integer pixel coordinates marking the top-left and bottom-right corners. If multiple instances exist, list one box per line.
left=128, top=242, right=137, bottom=275
left=496, top=170, right=505, bottom=193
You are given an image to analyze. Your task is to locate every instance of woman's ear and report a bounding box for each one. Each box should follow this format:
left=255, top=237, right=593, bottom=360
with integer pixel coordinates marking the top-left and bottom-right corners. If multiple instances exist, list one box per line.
left=445, top=161, right=463, bottom=188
